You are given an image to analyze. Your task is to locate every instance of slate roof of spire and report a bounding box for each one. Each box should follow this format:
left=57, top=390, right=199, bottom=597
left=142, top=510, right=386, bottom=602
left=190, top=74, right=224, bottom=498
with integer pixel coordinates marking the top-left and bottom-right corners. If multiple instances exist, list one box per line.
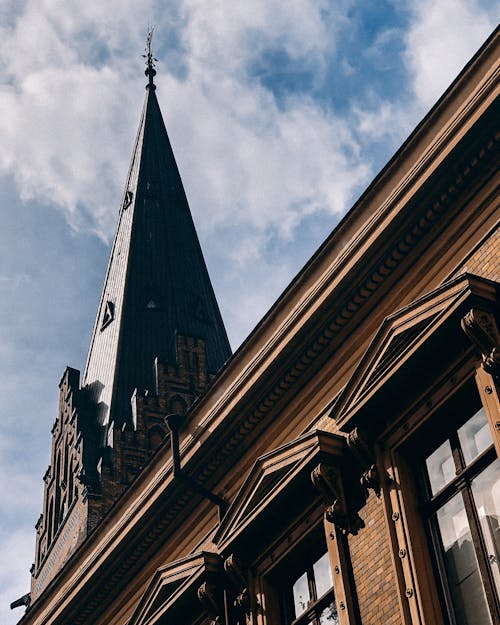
left=82, top=65, right=232, bottom=432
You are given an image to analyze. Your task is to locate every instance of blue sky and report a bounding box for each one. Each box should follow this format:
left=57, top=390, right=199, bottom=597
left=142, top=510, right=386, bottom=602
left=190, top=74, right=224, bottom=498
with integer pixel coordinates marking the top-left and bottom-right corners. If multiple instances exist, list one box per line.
left=0, top=1, right=497, bottom=622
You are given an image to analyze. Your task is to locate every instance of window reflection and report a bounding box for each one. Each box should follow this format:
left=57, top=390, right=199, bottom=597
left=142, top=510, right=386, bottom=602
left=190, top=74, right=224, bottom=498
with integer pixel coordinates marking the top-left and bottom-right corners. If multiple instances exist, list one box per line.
left=472, top=460, right=500, bottom=596
left=435, top=494, right=492, bottom=625
left=282, top=546, right=336, bottom=625
left=292, top=572, right=310, bottom=617
left=313, top=552, right=333, bottom=598
left=426, top=439, right=455, bottom=495
left=318, top=602, right=338, bottom=624
left=458, top=408, right=492, bottom=465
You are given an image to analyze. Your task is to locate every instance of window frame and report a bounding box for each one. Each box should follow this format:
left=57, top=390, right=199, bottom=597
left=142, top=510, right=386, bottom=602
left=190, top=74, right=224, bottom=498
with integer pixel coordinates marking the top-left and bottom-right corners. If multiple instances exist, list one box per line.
left=418, top=400, right=500, bottom=625
left=259, top=511, right=338, bottom=625
left=383, top=369, right=500, bottom=625
left=281, top=545, right=337, bottom=625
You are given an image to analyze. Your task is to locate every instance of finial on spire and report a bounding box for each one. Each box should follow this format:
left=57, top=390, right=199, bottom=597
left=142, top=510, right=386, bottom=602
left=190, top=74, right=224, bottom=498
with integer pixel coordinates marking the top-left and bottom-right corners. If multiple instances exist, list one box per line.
left=143, top=27, right=158, bottom=90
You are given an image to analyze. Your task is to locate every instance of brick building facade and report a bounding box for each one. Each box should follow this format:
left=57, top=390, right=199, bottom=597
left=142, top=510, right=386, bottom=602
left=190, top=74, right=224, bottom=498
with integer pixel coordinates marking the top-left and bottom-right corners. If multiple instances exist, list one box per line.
left=11, top=28, right=499, bottom=625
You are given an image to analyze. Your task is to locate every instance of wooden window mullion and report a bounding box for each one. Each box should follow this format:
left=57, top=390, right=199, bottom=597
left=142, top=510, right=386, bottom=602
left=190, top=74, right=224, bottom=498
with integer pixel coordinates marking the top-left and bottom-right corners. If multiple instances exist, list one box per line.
left=460, top=484, right=500, bottom=624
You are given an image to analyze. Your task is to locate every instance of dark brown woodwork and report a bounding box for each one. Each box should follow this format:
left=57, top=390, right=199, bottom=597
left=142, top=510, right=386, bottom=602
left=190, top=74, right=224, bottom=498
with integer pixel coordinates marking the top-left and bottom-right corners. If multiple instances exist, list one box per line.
left=462, top=307, right=500, bottom=376
left=198, top=581, right=225, bottom=625
left=311, top=463, right=365, bottom=535
left=224, top=554, right=251, bottom=624
left=347, top=427, right=381, bottom=497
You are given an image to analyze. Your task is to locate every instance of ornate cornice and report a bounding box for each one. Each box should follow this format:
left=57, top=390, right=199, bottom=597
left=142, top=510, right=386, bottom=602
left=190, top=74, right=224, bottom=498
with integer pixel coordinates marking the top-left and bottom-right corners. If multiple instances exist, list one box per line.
left=192, top=128, right=498, bottom=487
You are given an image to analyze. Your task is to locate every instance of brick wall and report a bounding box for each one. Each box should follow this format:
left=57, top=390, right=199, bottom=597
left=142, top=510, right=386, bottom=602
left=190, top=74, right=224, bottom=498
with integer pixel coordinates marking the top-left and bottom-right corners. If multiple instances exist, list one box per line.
left=456, top=226, right=499, bottom=282
left=31, top=498, right=87, bottom=601
left=348, top=492, right=401, bottom=625
left=89, top=334, right=212, bottom=529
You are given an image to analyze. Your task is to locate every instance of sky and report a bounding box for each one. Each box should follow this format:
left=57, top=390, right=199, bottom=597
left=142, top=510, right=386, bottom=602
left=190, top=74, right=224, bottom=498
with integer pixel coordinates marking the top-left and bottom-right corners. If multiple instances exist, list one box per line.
left=0, top=1, right=497, bottom=623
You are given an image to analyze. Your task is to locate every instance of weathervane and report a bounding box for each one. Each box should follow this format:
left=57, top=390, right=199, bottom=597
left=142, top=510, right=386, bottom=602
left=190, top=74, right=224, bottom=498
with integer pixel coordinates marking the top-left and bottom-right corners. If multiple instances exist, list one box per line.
left=143, top=26, right=158, bottom=89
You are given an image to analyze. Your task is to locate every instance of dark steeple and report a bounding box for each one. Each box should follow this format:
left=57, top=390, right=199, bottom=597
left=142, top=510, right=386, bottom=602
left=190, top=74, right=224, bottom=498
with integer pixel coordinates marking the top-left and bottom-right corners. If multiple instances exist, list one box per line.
left=82, top=36, right=232, bottom=435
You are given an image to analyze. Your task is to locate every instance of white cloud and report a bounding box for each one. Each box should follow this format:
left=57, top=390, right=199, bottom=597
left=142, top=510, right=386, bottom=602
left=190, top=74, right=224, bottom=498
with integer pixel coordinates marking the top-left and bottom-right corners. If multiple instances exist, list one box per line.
left=0, top=65, right=136, bottom=238
left=345, top=0, right=497, bottom=167
left=181, top=0, right=337, bottom=75
left=404, top=0, right=497, bottom=109
left=352, top=97, right=417, bottom=143
left=168, top=78, right=370, bottom=238
left=0, top=435, right=42, bottom=517
left=0, top=0, right=369, bottom=255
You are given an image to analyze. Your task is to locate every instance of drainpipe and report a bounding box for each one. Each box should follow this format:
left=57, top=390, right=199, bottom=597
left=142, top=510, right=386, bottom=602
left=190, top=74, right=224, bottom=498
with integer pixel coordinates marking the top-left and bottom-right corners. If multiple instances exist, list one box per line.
left=165, top=413, right=228, bottom=522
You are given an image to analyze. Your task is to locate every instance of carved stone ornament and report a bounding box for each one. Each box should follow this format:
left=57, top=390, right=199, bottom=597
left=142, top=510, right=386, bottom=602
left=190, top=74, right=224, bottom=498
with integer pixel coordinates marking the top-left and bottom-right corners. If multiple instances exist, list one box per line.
left=347, top=427, right=381, bottom=497
left=197, top=581, right=224, bottom=625
left=461, top=308, right=500, bottom=377
left=311, top=463, right=364, bottom=535
left=224, top=554, right=251, bottom=622
left=361, top=464, right=381, bottom=496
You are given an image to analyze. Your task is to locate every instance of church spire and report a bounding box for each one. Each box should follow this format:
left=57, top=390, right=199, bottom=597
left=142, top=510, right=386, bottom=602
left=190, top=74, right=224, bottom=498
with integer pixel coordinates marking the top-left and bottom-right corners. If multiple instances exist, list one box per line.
left=82, top=36, right=232, bottom=436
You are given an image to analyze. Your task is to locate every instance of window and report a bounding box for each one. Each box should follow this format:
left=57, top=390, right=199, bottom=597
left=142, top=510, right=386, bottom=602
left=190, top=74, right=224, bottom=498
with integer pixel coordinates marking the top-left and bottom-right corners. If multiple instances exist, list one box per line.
left=419, top=389, right=500, bottom=625
left=282, top=548, right=338, bottom=625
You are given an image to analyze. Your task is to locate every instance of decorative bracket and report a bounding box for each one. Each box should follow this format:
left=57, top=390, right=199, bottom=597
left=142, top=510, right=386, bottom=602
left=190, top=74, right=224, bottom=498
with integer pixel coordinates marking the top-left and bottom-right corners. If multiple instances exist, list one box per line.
left=311, top=462, right=364, bottom=535
left=461, top=308, right=500, bottom=377
left=197, top=581, right=225, bottom=625
left=224, top=554, right=251, bottom=623
left=347, top=427, right=381, bottom=497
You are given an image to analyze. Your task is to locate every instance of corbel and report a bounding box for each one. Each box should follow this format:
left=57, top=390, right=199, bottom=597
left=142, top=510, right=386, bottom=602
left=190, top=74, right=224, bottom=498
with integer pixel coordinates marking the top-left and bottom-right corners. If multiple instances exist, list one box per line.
left=197, top=581, right=225, bottom=625
left=461, top=308, right=500, bottom=377
left=311, top=463, right=364, bottom=535
left=347, top=427, right=381, bottom=497
left=224, top=554, right=251, bottom=623
left=462, top=308, right=500, bottom=459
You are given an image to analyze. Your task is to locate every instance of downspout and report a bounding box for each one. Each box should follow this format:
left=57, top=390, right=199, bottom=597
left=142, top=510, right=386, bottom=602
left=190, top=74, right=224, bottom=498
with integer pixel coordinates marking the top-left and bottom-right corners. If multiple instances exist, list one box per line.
left=165, top=413, right=228, bottom=522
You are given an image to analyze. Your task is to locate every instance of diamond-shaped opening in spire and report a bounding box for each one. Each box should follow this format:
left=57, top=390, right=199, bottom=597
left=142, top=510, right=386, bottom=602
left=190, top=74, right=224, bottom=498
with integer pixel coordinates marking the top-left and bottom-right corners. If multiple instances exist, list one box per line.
left=101, top=301, right=115, bottom=331
left=123, top=190, right=133, bottom=210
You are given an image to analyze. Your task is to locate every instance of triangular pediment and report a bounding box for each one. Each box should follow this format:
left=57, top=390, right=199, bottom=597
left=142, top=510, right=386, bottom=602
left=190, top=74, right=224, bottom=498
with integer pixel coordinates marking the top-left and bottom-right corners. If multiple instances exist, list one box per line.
left=332, top=274, right=498, bottom=428
left=129, top=551, right=222, bottom=625
left=215, top=429, right=344, bottom=551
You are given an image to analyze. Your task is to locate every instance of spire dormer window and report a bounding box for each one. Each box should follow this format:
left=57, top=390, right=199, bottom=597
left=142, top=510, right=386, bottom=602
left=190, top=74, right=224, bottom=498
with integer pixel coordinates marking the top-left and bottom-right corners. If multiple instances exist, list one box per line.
left=101, top=301, right=115, bottom=331
left=123, top=190, right=133, bottom=210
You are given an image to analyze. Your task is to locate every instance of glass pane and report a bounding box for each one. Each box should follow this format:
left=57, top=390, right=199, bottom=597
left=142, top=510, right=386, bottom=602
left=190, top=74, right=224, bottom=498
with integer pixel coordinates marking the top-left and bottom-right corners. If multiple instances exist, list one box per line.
left=458, top=408, right=492, bottom=465
left=435, top=493, right=492, bottom=625
left=318, top=600, right=338, bottom=624
left=472, top=459, right=500, bottom=598
left=426, top=439, right=455, bottom=495
left=313, top=551, right=333, bottom=598
left=292, top=571, right=310, bottom=617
